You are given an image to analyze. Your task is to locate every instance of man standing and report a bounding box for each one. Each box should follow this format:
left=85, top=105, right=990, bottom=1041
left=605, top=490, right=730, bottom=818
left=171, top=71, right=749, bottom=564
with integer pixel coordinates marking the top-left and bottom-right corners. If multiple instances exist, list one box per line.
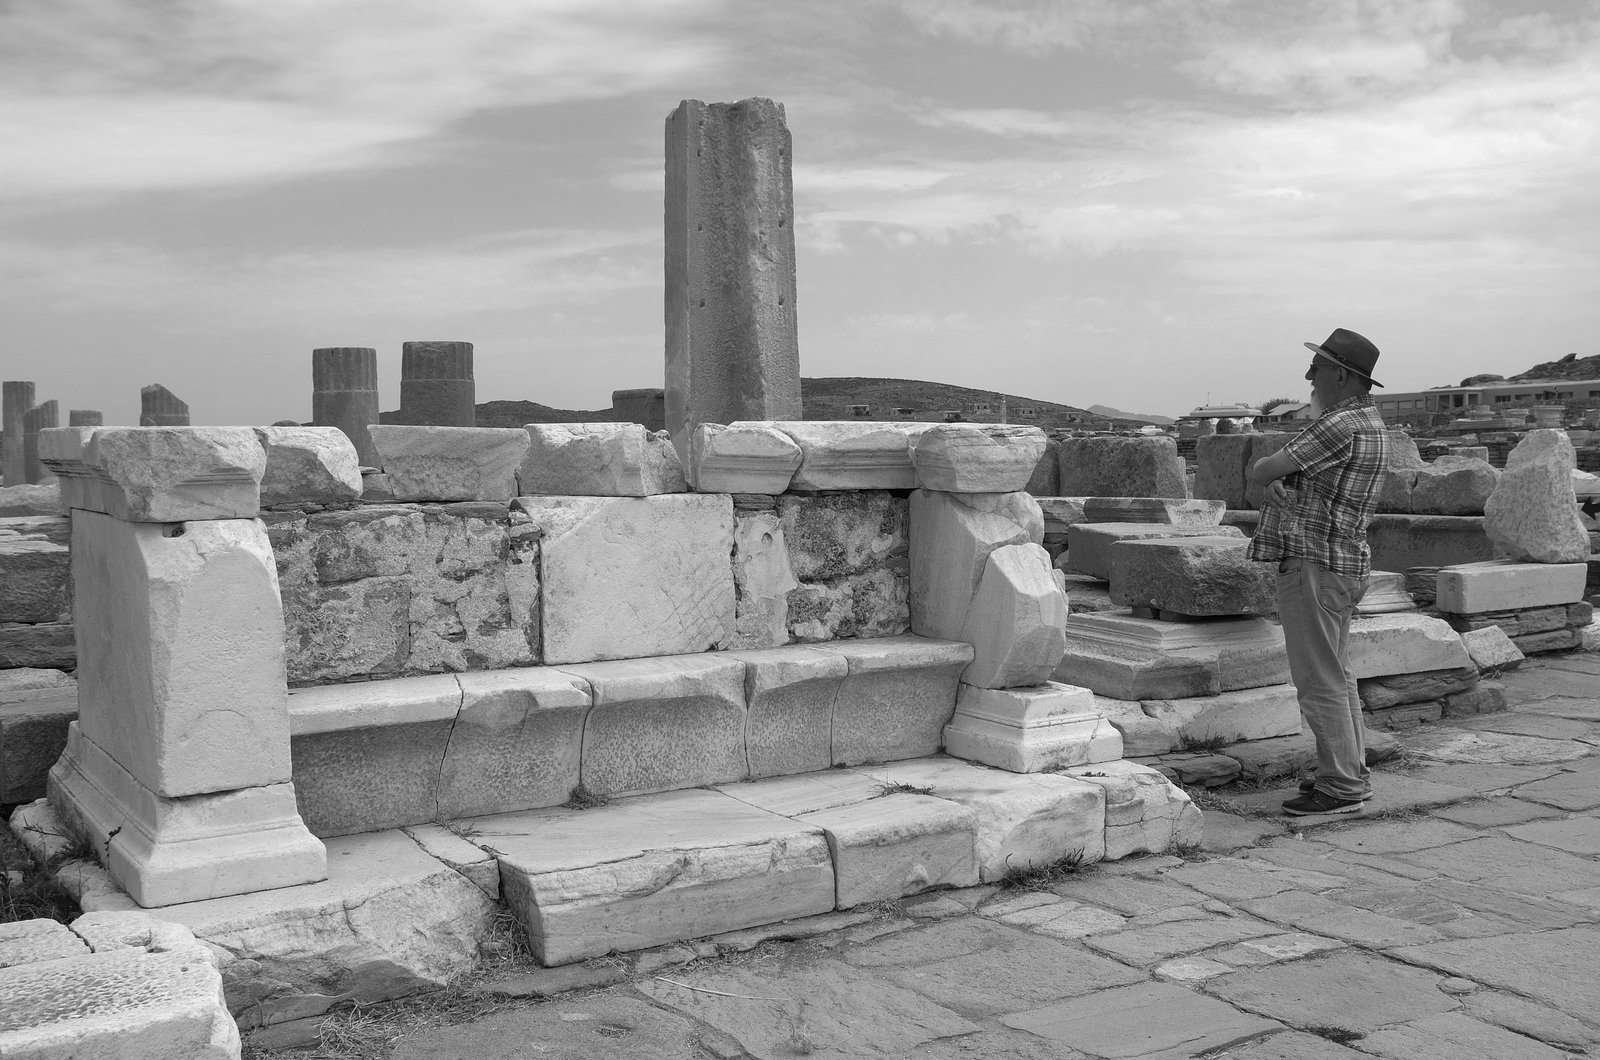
left=1248, top=329, right=1390, bottom=815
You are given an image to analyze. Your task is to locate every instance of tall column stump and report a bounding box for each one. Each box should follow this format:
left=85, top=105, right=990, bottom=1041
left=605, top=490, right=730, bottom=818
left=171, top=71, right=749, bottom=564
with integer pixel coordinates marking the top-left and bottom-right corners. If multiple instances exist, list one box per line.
left=398, top=341, right=474, bottom=426
left=140, top=384, right=190, bottom=426
left=312, top=346, right=382, bottom=466
left=2, top=380, right=35, bottom=485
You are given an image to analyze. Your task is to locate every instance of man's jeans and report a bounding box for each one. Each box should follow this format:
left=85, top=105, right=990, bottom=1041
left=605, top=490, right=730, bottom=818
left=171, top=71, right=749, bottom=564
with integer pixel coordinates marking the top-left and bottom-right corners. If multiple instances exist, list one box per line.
left=1277, top=557, right=1371, bottom=800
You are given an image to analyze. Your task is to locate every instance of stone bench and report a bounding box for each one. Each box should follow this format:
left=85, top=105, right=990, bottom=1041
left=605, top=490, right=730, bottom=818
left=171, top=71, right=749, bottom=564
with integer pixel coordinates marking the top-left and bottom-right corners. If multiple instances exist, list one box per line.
left=287, top=635, right=974, bottom=837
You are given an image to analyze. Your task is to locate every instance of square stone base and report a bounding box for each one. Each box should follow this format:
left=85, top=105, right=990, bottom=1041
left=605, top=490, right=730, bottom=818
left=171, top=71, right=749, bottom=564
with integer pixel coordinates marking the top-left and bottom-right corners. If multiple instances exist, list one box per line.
left=943, top=682, right=1123, bottom=773
left=47, top=724, right=326, bottom=907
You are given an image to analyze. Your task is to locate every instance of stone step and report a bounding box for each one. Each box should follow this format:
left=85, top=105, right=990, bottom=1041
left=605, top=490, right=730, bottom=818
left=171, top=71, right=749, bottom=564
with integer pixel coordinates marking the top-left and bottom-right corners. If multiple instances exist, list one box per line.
left=286, top=636, right=974, bottom=838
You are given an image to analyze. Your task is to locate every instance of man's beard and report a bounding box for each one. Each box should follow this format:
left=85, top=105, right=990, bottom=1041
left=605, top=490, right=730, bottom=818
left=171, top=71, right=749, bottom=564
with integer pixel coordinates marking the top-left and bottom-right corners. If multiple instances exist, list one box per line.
left=1307, top=389, right=1326, bottom=420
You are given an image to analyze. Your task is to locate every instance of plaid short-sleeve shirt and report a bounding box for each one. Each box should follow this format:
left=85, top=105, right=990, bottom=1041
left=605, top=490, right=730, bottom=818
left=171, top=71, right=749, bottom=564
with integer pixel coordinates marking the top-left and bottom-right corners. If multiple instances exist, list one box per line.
left=1248, top=396, right=1389, bottom=577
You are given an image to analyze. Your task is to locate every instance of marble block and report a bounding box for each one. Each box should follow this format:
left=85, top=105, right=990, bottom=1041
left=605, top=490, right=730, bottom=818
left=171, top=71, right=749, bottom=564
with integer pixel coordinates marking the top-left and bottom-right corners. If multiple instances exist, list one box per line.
left=40, top=426, right=264, bottom=522
left=0, top=918, right=89, bottom=968
left=71, top=510, right=290, bottom=798
left=1347, top=613, right=1473, bottom=679
left=1067, top=523, right=1244, bottom=581
left=774, top=421, right=930, bottom=490
left=1079, top=498, right=1227, bottom=526
left=1436, top=560, right=1588, bottom=613
left=911, top=423, right=1047, bottom=493
left=1058, top=435, right=1185, bottom=499
left=439, top=668, right=592, bottom=818
left=368, top=425, right=530, bottom=502
left=1484, top=429, right=1590, bottom=563
left=1065, top=760, right=1202, bottom=859
left=1037, top=497, right=1090, bottom=535
left=799, top=793, right=980, bottom=908
left=811, top=636, right=972, bottom=766
left=943, top=682, right=1122, bottom=773
left=488, top=789, right=835, bottom=965
left=48, top=724, right=326, bottom=907
left=1108, top=535, right=1275, bottom=617
left=1053, top=636, right=1221, bottom=701
left=1061, top=611, right=1289, bottom=693
left=519, top=422, right=686, bottom=497
left=959, top=542, right=1069, bottom=689
left=909, top=488, right=1043, bottom=640
left=688, top=422, right=802, bottom=493
left=726, top=646, right=848, bottom=779
left=287, top=674, right=462, bottom=837
left=559, top=654, right=748, bottom=797
left=1139, top=684, right=1302, bottom=745
left=1411, top=457, right=1498, bottom=516
left=1358, top=570, right=1417, bottom=614
left=730, top=509, right=799, bottom=650
left=520, top=493, right=735, bottom=663
left=253, top=426, right=363, bottom=507
left=858, top=756, right=1107, bottom=880
left=0, top=941, right=239, bottom=1058
left=1459, top=626, right=1524, bottom=672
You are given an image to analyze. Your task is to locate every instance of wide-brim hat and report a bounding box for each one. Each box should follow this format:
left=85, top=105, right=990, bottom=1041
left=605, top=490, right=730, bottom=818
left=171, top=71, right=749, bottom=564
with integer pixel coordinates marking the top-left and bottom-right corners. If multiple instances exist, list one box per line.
left=1305, top=328, right=1383, bottom=388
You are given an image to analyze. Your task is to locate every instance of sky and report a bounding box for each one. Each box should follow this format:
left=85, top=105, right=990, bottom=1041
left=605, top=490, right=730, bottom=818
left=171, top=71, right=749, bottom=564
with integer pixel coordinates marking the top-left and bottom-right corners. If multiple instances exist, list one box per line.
left=2, top=0, right=1598, bottom=426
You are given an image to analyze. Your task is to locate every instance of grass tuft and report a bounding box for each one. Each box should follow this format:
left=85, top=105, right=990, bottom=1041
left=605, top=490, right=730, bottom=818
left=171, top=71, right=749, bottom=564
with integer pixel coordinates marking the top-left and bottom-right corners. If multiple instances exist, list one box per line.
left=1304, top=1025, right=1365, bottom=1044
left=564, top=783, right=610, bottom=811
left=872, top=781, right=934, bottom=798
left=997, top=849, right=1095, bottom=891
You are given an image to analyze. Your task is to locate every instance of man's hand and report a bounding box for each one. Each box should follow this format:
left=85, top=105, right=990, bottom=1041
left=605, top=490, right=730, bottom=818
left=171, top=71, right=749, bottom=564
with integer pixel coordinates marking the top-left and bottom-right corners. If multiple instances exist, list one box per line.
left=1263, top=479, right=1290, bottom=506
left=1249, top=449, right=1300, bottom=490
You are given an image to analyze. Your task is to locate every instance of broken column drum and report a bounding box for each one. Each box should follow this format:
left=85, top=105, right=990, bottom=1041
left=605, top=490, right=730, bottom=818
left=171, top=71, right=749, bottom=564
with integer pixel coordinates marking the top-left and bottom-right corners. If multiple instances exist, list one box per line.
left=664, top=97, right=802, bottom=460
left=139, top=384, right=190, bottom=427
left=22, top=400, right=59, bottom=484
left=312, top=346, right=382, bottom=466
left=68, top=410, right=103, bottom=427
left=2, top=379, right=36, bottom=485
left=613, top=388, right=667, bottom=433
left=398, top=341, right=475, bottom=427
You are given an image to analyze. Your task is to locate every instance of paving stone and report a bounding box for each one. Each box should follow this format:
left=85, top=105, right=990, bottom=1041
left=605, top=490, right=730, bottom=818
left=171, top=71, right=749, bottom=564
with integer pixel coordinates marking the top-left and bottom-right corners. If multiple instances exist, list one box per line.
left=1452, top=711, right=1590, bottom=740
left=703, top=909, right=880, bottom=954
left=1521, top=696, right=1600, bottom=721
left=1205, top=1030, right=1371, bottom=1059
left=1463, top=988, right=1600, bottom=1052
left=1082, top=913, right=1280, bottom=966
left=1227, top=774, right=1476, bottom=822
left=1237, top=890, right=1444, bottom=948
left=1500, top=815, right=1600, bottom=855
left=1308, top=818, right=1481, bottom=855
left=1002, top=981, right=1282, bottom=1060
left=1356, top=1011, right=1574, bottom=1060
left=1404, top=760, right=1569, bottom=793
left=906, top=1026, right=1092, bottom=1059
left=1201, top=811, right=1289, bottom=853
left=390, top=995, right=722, bottom=1060
left=1050, top=873, right=1210, bottom=916
left=1161, top=858, right=1348, bottom=902
left=1330, top=885, right=1495, bottom=930
left=1207, top=931, right=1347, bottom=967
left=1206, top=949, right=1459, bottom=1031
left=1431, top=797, right=1565, bottom=828
left=1153, top=956, right=1233, bottom=981
left=1512, top=766, right=1600, bottom=811
left=1425, top=878, right=1596, bottom=933
left=994, top=900, right=1129, bottom=940
left=477, top=961, right=629, bottom=999
left=1390, top=836, right=1600, bottom=895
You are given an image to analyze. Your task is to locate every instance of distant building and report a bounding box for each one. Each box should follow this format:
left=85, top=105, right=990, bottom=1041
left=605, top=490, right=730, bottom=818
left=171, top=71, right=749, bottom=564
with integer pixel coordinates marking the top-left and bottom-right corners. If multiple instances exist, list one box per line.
left=1258, top=401, right=1311, bottom=426
left=847, top=404, right=872, bottom=417
left=1373, top=379, right=1600, bottom=428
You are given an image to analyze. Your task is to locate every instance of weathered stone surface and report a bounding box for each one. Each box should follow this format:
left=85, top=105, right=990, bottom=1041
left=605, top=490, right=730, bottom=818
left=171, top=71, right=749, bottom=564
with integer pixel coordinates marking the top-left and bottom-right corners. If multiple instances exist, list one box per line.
left=1374, top=430, right=1429, bottom=513
left=1390, top=928, right=1600, bottom=1020
left=912, top=423, right=1047, bottom=493
left=1053, top=636, right=1221, bottom=700
left=1141, top=684, right=1302, bottom=745
left=1109, top=535, right=1276, bottom=616
left=400, top=823, right=500, bottom=899
left=0, top=482, right=62, bottom=516
left=139, top=382, right=190, bottom=426
left=861, top=756, right=1106, bottom=878
left=71, top=510, right=289, bottom=797
left=1194, top=434, right=1253, bottom=509
left=1411, top=455, right=1499, bottom=515
left=944, top=682, right=1122, bottom=773
left=433, top=669, right=588, bottom=818
left=1080, top=497, right=1227, bottom=526
left=2, top=381, right=35, bottom=487
left=0, top=518, right=70, bottom=623
left=1059, top=435, right=1185, bottom=499
left=521, top=494, right=735, bottom=663
left=42, top=426, right=264, bottom=521
left=1437, top=559, right=1587, bottom=613
left=397, top=340, right=474, bottom=427
left=910, top=489, right=1042, bottom=640
left=519, top=422, right=686, bottom=496
left=1063, top=610, right=1287, bottom=690
left=1460, top=625, right=1525, bottom=672
left=1368, top=513, right=1498, bottom=572
left=158, top=828, right=495, bottom=1026
left=560, top=654, right=747, bottom=797
left=0, top=935, right=239, bottom=1058
left=1485, top=428, right=1591, bottom=562
left=0, top=620, right=74, bottom=669
left=1357, top=570, right=1417, bottom=614
left=1241, top=434, right=1294, bottom=512
left=1348, top=613, right=1473, bottom=679
left=312, top=346, right=381, bottom=467
left=1004, top=981, right=1281, bottom=1056
left=798, top=793, right=980, bottom=908
left=0, top=671, right=76, bottom=804
left=253, top=426, right=363, bottom=507
left=729, top=508, right=798, bottom=649
left=728, top=646, right=848, bottom=777
left=0, top=917, right=89, bottom=968
left=49, top=723, right=326, bottom=906
left=490, top=788, right=834, bottom=964
left=1358, top=666, right=1478, bottom=709
left=779, top=492, right=910, bottom=643
left=774, top=421, right=925, bottom=490
left=959, top=543, right=1068, bottom=688
left=687, top=421, right=801, bottom=493
left=811, top=636, right=971, bottom=766
left=368, top=425, right=528, bottom=502
left=1092, top=694, right=1182, bottom=756
left=1037, top=496, right=1089, bottom=534
left=612, top=387, right=667, bottom=433
left=1513, top=628, right=1582, bottom=654
left=270, top=505, right=537, bottom=684
left=1067, top=522, right=1244, bottom=580
left=1024, top=437, right=1060, bottom=495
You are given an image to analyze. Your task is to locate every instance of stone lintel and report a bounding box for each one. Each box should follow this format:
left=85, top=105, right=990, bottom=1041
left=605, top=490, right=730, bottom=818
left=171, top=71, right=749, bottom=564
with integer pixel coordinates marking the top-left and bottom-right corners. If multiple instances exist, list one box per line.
left=40, top=426, right=264, bottom=521
left=1436, top=559, right=1588, bottom=613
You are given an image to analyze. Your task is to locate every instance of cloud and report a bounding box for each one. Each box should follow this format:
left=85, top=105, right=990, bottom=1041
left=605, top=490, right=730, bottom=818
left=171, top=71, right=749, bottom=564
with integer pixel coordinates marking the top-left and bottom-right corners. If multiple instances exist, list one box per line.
left=0, top=0, right=724, bottom=200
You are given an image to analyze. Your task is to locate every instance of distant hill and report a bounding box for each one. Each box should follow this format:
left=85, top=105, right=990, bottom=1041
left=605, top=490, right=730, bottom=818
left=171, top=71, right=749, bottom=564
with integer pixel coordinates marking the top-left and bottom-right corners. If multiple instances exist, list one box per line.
left=1509, top=352, right=1600, bottom=382
left=1088, top=404, right=1175, bottom=426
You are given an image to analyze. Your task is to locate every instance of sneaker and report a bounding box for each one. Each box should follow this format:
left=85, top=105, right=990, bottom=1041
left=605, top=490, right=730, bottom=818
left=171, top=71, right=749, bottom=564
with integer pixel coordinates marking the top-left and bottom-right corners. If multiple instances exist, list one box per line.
left=1297, top=777, right=1373, bottom=800
left=1282, top=789, right=1365, bottom=816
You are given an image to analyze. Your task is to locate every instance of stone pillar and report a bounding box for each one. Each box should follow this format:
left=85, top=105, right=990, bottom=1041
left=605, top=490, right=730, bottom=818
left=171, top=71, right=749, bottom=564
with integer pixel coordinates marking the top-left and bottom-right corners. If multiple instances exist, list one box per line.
left=2, top=380, right=35, bottom=485
left=398, top=341, right=474, bottom=426
left=312, top=346, right=381, bottom=466
left=40, top=426, right=326, bottom=906
left=140, top=384, right=190, bottom=426
left=664, top=97, right=801, bottom=460
left=613, top=387, right=667, bottom=433
left=68, top=409, right=103, bottom=427
left=22, top=400, right=58, bottom=484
